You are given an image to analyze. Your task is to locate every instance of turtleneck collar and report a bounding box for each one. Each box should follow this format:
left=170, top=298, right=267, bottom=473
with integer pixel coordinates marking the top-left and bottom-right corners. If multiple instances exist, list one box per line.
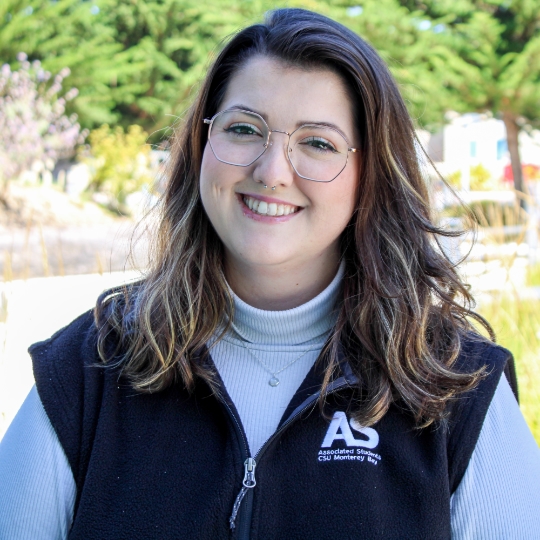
left=228, top=261, right=344, bottom=347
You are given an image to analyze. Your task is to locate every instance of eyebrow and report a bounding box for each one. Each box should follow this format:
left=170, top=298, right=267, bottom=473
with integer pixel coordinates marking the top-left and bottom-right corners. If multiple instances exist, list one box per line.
left=226, top=104, right=353, bottom=144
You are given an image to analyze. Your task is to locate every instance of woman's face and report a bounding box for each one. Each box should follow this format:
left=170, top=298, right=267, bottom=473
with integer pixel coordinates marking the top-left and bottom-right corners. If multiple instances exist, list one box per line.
left=200, top=56, right=359, bottom=279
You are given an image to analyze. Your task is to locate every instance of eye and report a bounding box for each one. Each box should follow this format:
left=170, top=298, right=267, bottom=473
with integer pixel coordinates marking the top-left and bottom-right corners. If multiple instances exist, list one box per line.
left=300, top=136, right=338, bottom=153
left=224, top=122, right=263, bottom=137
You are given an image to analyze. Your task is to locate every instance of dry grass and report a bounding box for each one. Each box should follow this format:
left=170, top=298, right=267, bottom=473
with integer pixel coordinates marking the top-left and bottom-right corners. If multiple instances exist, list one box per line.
left=456, top=189, right=540, bottom=443
left=477, top=294, right=540, bottom=444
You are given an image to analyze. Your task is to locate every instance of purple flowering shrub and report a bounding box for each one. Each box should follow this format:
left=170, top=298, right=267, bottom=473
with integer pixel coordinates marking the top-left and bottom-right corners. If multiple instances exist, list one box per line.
left=0, top=53, right=87, bottom=187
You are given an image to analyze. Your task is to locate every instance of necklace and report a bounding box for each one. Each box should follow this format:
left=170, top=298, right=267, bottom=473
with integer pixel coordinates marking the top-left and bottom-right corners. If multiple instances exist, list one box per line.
left=230, top=323, right=320, bottom=387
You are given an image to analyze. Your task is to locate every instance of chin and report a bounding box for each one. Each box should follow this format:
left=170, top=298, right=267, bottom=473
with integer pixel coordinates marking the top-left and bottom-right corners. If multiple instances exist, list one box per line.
left=234, top=246, right=297, bottom=269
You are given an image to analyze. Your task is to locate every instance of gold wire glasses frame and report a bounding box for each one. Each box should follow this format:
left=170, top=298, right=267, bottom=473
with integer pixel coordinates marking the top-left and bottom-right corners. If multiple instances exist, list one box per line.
left=203, top=109, right=357, bottom=183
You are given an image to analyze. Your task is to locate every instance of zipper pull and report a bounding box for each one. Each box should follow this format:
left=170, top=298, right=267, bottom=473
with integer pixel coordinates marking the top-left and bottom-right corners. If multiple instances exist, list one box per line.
left=243, top=457, right=257, bottom=488
left=229, top=458, right=257, bottom=530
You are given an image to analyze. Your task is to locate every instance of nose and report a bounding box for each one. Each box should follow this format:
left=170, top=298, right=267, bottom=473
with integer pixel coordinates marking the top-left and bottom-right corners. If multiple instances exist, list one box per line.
left=252, top=132, right=295, bottom=190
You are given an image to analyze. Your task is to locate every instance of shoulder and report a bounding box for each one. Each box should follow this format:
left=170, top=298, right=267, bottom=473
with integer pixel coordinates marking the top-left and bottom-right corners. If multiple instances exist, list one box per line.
left=29, top=310, right=105, bottom=489
left=451, top=336, right=514, bottom=433
left=30, top=310, right=99, bottom=410
left=29, top=309, right=98, bottom=370
left=29, top=307, right=100, bottom=386
left=447, top=335, right=513, bottom=493
left=455, top=335, right=512, bottom=374
left=451, top=375, right=540, bottom=537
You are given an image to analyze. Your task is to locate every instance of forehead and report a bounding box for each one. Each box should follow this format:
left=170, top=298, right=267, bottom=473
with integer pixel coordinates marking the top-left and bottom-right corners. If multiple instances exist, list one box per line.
left=219, top=56, right=356, bottom=138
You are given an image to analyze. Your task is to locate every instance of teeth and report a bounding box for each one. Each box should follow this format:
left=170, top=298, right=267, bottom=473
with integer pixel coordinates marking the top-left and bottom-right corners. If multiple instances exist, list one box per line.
left=243, top=196, right=297, bottom=217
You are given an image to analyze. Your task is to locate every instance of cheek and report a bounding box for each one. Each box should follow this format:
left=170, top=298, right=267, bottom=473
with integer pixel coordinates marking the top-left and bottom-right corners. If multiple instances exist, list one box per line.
left=199, top=146, right=217, bottom=192
left=200, top=145, right=243, bottom=197
left=333, top=169, right=359, bottom=228
left=199, top=148, right=226, bottom=211
left=309, top=179, right=357, bottom=236
left=199, top=149, right=221, bottom=223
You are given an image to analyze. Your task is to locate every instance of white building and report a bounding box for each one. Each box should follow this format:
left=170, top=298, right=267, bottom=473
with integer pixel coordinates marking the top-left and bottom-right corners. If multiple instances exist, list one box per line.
left=426, top=112, right=540, bottom=186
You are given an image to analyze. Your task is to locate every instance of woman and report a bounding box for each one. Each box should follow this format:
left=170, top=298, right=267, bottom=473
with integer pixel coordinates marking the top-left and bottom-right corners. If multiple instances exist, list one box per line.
left=1, top=8, right=539, bottom=539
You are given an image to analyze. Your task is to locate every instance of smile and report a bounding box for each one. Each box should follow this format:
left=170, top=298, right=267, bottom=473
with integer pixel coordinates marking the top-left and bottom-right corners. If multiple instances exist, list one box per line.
left=242, top=195, right=300, bottom=216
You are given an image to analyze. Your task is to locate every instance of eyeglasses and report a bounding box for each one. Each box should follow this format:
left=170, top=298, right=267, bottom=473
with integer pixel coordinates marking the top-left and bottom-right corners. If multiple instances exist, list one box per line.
left=203, top=109, right=357, bottom=183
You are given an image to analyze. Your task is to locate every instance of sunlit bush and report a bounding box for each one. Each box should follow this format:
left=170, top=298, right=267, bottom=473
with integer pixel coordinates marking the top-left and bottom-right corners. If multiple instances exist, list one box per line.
left=82, top=124, right=153, bottom=214
left=446, top=164, right=497, bottom=191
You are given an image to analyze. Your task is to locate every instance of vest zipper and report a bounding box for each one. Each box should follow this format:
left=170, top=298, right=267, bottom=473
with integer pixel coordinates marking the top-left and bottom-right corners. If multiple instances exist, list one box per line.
left=229, top=458, right=257, bottom=530
left=227, top=377, right=353, bottom=538
left=220, top=400, right=253, bottom=539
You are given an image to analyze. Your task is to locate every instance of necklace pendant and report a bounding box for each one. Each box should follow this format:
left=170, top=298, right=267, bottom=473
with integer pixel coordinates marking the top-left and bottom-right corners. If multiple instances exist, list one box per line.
left=269, top=376, right=280, bottom=387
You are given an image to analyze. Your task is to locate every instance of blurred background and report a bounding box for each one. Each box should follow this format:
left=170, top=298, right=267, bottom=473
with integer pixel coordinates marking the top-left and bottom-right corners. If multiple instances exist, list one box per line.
left=1, top=0, right=539, bottom=443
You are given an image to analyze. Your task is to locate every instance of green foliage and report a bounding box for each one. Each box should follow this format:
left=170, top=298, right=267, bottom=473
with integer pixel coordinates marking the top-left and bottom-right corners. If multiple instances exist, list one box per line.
left=94, top=0, right=236, bottom=134
left=469, top=164, right=492, bottom=190
left=0, top=0, right=123, bottom=126
left=3, top=0, right=540, bottom=156
left=332, top=0, right=456, bottom=128
left=83, top=124, right=152, bottom=211
left=0, top=0, right=447, bottom=135
left=444, top=164, right=495, bottom=190
left=440, top=5, right=540, bottom=124
left=390, top=0, right=540, bottom=193
left=92, top=0, right=332, bottom=137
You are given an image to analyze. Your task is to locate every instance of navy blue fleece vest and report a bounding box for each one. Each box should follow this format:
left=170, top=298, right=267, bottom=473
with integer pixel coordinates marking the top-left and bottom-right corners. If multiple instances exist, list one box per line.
left=30, top=311, right=510, bottom=540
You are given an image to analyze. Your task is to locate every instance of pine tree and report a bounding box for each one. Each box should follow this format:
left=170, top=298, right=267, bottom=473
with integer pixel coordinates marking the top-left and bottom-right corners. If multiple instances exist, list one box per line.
left=0, top=0, right=127, bottom=126
left=391, top=0, right=540, bottom=196
left=332, top=0, right=455, bottom=129
left=95, top=0, right=276, bottom=139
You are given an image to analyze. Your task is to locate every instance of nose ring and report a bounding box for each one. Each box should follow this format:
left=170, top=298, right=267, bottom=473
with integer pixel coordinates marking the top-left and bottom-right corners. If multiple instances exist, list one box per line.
left=263, top=185, right=276, bottom=190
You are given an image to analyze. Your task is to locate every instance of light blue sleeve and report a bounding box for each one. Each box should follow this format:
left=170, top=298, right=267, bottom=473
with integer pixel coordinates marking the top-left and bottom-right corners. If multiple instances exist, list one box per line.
left=450, top=375, right=540, bottom=539
left=0, top=386, right=75, bottom=540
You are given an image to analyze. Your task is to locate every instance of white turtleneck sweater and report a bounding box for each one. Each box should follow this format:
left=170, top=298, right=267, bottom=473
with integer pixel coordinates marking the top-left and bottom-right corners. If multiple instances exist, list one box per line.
left=1, top=267, right=540, bottom=539
left=210, top=263, right=343, bottom=455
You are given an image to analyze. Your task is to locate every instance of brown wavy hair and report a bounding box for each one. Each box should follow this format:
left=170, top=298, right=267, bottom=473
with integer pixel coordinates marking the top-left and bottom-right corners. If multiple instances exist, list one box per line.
left=96, top=8, right=492, bottom=427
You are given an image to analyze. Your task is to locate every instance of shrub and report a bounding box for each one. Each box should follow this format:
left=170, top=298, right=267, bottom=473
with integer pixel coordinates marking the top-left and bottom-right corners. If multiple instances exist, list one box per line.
left=82, top=124, right=153, bottom=213
left=0, top=53, right=86, bottom=190
left=446, top=164, right=496, bottom=191
left=469, top=164, right=493, bottom=190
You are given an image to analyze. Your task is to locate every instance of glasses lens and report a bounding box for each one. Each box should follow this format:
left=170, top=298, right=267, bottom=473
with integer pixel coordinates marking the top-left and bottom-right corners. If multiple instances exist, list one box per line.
left=290, top=126, right=349, bottom=182
left=208, top=110, right=268, bottom=166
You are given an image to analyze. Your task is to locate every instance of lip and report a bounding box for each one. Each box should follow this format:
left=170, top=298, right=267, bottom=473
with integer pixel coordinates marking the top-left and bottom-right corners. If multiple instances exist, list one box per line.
left=238, top=191, right=303, bottom=207
left=236, top=193, right=302, bottom=223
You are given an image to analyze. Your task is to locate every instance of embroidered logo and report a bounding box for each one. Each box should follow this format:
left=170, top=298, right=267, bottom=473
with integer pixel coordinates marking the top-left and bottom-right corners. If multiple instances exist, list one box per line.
left=318, top=411, right=382, bottom=465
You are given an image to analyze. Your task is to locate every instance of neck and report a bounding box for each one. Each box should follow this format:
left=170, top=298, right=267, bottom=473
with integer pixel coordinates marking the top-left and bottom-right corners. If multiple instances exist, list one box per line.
left=227, top=260, right=344, bottom=345
left=225, top=252, right=340, bottom=311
